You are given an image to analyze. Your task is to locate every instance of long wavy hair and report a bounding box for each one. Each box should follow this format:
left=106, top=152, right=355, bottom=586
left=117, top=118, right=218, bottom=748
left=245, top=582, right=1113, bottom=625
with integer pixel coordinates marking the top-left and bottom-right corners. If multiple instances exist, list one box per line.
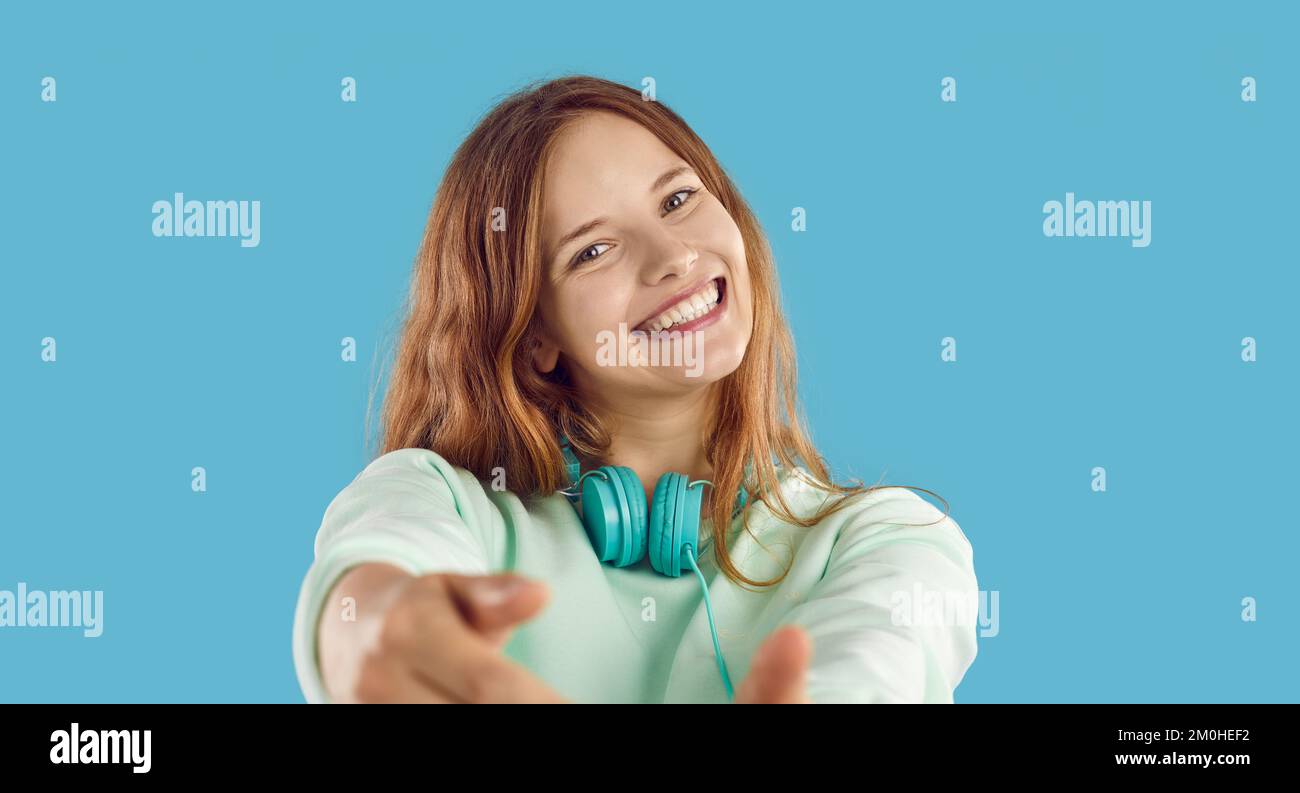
left=372, top=75, right=948, bottom=590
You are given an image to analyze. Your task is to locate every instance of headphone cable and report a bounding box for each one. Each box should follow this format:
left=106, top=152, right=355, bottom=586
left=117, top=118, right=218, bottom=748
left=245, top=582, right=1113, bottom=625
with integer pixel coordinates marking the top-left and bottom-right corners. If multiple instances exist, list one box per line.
left=683, top=544, right=735, bottom=702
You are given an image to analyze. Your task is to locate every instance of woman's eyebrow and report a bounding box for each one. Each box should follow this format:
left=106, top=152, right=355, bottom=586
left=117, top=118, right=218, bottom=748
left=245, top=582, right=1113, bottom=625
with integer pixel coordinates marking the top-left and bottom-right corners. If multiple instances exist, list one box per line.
left=649, top=165, right=694, bottom=194
left=553, top=217, right=607, bottom=261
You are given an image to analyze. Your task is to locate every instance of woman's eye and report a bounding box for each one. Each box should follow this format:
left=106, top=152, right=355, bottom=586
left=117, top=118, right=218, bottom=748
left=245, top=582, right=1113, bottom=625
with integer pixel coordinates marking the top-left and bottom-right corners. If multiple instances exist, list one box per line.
left=573, top=242, right=611, bottom=267
left=663, top=187, right=698, bottom=213
left=567, top=189, right=697, bottom=269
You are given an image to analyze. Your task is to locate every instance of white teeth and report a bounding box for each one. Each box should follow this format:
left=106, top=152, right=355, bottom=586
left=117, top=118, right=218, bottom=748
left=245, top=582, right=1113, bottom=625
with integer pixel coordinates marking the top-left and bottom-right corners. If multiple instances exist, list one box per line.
left=643, top=278, right=723, bottom=332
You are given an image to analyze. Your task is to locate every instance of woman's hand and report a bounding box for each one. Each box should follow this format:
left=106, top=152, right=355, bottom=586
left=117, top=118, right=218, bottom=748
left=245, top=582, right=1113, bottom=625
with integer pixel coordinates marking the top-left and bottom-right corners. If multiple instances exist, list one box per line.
left=319, top=563, right=568, bottom=703
left=734, top=625, right=814, bottom=704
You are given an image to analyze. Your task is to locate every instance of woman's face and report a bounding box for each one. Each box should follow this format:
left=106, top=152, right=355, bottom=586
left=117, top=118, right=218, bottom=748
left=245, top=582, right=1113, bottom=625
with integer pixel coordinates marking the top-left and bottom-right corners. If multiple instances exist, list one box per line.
left=533, top=111, right=754, bottom=400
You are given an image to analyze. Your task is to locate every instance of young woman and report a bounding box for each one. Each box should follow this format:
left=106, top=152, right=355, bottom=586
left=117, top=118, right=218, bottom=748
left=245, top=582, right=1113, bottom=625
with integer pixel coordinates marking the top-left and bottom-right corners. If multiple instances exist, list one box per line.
left=290, top=76, right=979, bottom=704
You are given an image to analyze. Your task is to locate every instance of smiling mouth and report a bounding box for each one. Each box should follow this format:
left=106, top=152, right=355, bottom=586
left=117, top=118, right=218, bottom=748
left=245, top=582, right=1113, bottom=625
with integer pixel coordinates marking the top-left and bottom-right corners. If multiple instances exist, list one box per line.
left=634, top=277, right=727, bottom=333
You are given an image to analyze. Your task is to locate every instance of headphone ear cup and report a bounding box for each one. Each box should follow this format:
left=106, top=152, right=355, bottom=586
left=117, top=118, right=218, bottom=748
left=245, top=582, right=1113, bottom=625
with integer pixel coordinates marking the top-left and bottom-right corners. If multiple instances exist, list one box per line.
left=614, top=466, right=648, bottom=564
left=605, top=466, right=640, bottom=567
left=579, top=467, right=618, bottom=561
left=652, top=473, right=697, bottom=577
left=647, top=467, right=670, bottom=574
left=680, top=479, right=704, bottom=565
left=581, top=466, right=632, bottom=565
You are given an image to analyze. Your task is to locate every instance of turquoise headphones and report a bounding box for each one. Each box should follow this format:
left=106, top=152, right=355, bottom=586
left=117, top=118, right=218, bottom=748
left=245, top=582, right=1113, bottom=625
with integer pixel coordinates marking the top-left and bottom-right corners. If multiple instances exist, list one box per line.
left=558, top=435, right=748, bottom=700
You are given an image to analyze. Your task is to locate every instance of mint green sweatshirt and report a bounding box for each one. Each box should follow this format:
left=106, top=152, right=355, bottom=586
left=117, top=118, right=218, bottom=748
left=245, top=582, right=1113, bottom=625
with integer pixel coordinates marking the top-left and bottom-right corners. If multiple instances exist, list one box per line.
left=291, top=448, right=979, bottom=703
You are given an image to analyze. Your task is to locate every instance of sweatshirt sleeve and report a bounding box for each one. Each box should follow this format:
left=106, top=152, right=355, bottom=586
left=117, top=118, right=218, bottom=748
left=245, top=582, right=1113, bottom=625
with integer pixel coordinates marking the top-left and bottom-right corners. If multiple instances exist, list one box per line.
left=779, top=488, right=980, bottom=704
left=290, top=448, right=502, bottom=704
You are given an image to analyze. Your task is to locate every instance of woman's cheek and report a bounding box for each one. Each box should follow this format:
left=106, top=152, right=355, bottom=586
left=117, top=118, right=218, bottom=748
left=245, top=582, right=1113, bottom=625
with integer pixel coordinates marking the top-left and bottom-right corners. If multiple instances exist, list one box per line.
left=574, top=314, right=623, bottom=369
left=698, top=204, right=748, bottom=279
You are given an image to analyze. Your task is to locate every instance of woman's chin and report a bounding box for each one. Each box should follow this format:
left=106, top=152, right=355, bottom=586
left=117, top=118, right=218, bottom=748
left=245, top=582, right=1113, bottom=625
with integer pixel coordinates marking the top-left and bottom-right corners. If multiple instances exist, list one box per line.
left=655, top=340, right=748, bottom=388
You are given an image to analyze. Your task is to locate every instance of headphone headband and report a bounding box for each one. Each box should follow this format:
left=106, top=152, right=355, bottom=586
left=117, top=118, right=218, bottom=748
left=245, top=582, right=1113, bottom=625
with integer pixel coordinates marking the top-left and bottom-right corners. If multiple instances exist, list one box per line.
left=559, top=435, right=748, bottom=517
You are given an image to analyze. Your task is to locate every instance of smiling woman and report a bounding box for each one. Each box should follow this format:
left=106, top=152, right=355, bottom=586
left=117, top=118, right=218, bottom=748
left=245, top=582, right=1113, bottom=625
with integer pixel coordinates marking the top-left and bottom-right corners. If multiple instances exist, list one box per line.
left=290, top=75, right=980, bottom=704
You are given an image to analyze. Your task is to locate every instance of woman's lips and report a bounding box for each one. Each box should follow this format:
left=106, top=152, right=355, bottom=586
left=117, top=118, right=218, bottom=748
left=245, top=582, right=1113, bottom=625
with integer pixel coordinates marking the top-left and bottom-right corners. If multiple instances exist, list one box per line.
left=633, top=276, right=724, bottom=332
left=636, top=277, right=727, bottom=334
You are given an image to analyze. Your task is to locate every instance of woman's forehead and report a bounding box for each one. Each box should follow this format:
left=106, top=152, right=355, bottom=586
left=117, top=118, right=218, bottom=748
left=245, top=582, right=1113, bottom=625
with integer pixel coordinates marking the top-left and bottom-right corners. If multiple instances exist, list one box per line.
left=545, top=114, right=678, bottom=193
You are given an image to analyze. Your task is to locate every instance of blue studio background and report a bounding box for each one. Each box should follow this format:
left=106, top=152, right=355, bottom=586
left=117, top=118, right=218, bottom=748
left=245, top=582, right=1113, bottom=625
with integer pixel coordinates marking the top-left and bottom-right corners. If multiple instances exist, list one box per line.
left=1, top=1, right=1296, bottom=703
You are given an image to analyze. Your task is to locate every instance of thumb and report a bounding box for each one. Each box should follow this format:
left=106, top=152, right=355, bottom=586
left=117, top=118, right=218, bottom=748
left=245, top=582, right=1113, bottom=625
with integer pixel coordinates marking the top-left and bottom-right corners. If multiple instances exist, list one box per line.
left=443, top=573, right=549, bottom=649
left=736, top=625, right=813, bottom=704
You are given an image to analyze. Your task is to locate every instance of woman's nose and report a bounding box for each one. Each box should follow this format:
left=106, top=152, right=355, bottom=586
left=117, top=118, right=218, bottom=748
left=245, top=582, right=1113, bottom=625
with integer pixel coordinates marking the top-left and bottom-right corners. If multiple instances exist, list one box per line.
left=640, top=232, right=699, bottom=283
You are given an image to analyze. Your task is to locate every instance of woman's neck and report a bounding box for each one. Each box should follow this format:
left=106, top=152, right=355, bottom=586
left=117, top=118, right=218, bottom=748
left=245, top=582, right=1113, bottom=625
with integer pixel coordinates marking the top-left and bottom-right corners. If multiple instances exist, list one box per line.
left=587, top=384, right=718, bottom=500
